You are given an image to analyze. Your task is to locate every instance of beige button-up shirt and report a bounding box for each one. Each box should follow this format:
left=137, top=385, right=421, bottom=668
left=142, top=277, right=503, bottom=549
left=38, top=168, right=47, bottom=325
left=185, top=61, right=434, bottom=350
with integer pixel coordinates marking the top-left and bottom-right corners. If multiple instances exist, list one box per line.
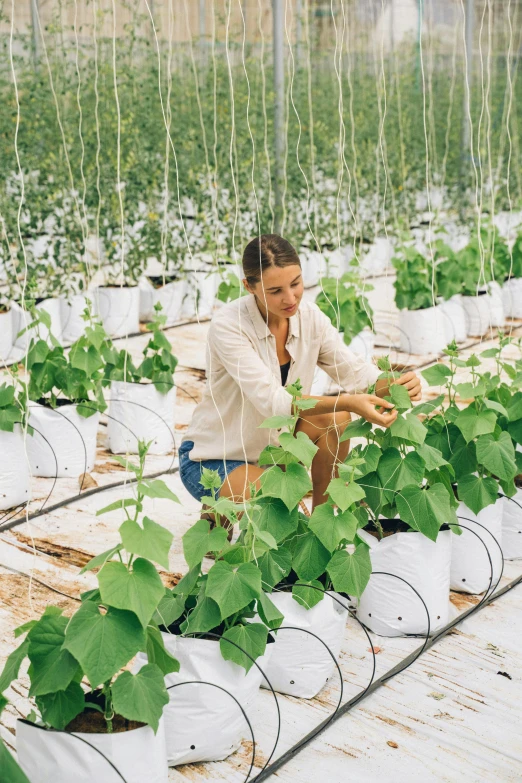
left=184, top=294, right=380, bottom=463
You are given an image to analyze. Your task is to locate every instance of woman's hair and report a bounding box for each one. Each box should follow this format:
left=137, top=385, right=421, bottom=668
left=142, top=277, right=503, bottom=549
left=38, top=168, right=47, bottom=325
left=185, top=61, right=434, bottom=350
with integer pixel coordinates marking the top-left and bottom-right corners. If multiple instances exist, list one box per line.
left=242, top=234, right=301, bottom=286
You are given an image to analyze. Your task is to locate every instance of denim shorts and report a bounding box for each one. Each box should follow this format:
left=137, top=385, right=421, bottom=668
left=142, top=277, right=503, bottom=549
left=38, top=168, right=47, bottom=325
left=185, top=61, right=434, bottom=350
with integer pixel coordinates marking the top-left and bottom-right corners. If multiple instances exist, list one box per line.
left=178, top=440, right=246, bottom=503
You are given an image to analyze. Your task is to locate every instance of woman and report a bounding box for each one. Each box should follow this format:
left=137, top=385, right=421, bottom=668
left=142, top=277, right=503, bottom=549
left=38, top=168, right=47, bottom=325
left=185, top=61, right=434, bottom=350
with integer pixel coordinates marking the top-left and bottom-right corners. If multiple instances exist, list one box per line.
left=179, top=234, right=421, bottom=514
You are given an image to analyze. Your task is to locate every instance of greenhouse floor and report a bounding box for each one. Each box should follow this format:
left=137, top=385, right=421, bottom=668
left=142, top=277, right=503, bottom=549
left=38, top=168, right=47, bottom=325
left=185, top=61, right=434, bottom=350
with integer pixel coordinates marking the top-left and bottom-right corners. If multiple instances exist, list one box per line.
left=1, top=277, right=522, bottom=782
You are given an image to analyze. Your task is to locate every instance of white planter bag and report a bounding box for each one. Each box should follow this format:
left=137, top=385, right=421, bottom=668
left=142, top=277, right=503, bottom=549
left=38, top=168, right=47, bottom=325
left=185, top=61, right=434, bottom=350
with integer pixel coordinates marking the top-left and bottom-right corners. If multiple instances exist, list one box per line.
left=16, top=718, right=168, bottom=783
left=0, top=308, right=13, bottom=362
left=501, top=490, right=522, bottom=559
left=12, top=298, right=63, bottom=350
left=487, top=281, right=505, bottom=327
left=107, top=381, right=175, bottom=455
left=360, top=238, right=394, bottom=276
left=502, top=278, right=522, bottom=319
left=180, top=270, right=219, bottom=319
left=135, top=634, right=272, bottom=766
left=60, top=295, right=88, bottom=345
left=93, top=286, right=140, bottom=339
left=26, top=403, right=100, bottom=478
left=347, top=329, right=374, bottom=359
left=399, top=306, right=446, bottom=355
left=461, top=294, right=491, bottom=336
left=357, top=527, right=452, bottom=637
left=0, top=425, right=31, bottom=511
left=139, top=278, right=186, bottom=326
left=451, top=501, right=503, bottom=594
left=439, top=295, right=467, bottom=343
left=260, top=590, right=348, bottom=699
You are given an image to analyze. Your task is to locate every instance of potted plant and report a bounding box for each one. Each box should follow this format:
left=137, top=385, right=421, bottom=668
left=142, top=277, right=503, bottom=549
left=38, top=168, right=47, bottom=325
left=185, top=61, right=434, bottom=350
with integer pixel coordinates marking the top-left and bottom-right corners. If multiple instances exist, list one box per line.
left=393, top=246, right=446, bottom=355
left=0, top=444, right=177, bottom=783
left=10, top=267, right=64, bottom=350
left=104, top=304, right=178, bottom=455
left=434, top=240, right=467, bottom=343
left=25, top=311, right=107, bottom=478
left=315, top=271, right=375, bottom=356
left=502, top=229, right=522, bottom=319
left=0, top=378, right=31, bottom=511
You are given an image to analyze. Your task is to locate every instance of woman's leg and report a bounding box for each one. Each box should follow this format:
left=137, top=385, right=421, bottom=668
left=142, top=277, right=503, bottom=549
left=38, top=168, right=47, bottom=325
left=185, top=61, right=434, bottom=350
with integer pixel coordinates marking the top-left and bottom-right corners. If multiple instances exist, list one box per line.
left=295, top=410, right=351, bottom=509
left=218, top=463, right=265, bottom=501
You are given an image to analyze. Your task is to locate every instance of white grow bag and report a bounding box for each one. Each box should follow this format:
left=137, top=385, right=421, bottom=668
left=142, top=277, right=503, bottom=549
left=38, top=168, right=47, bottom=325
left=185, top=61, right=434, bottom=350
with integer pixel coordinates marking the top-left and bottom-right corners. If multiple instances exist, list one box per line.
left=439, top=295, right=467, bottom=343
left=461, top=294, right=491, bottom=336
left=399, top=306, right=447, bottom=356
left=451, top=500, right=503, bottom=594
left=26, top=403, right=100, bottom=478
left=357, top=527, right=452, bottom=637
left=135, top=634, right=272, bottom=766
left=12, top=298, right=63, bottom=349
left=502, top=278, right=522, bottom=319
left=0, top=425, right=31, bottom=511
left=180, top=270, right=219, bottom=319
left=60, top=294, right=88, bottom=345
left=107, top=381, right=176, bottom=455
left=139, top=278, right=187, bottom=326
left=501, top=490, right=522, bottom=559
left=487, top=281, right=505, bottom=327
left=260, top=590, right=348, bottom=699
left=93, top=286, right=140, bottom=339
left=16, top=717, right=168, bottom=783
left=0, top=308, right=13, bottom=362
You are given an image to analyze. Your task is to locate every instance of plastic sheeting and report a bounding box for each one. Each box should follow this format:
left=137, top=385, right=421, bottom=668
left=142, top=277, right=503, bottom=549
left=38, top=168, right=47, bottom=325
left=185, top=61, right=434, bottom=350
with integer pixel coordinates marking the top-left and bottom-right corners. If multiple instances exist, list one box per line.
left=439, top=295, right=467, bottom=343
left=501, top=491, right=522, bottom=559
left=399, top=306, right=447, bottom=355
left=135, top=634, right=272, bottom=766
left=26, top=403, right=100, bottom=478
left=0, top=425, right=31, bottom=511
left=139, top=278, right=186, bottom=326
left=461, top=295, right=492, bottom=337
left=93, top=286, right=140, bottom=339
left=107, top=381, right=175, bottom=455
left=357, top=528, right=452, bottom=637
left=260, top=591, right=348, bottom=699
left=502, top=278, right=522, bottom=319
left=451, top=501, right=503, bottom=594
left=60, top=295, right=88, bottom=345
left=16, top=718, right=168, bottom=783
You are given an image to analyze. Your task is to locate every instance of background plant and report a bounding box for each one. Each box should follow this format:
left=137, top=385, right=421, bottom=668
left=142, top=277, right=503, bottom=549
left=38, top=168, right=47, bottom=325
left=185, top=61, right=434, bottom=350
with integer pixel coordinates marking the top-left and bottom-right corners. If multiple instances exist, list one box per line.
left=315, top=272, right=374, bottom=344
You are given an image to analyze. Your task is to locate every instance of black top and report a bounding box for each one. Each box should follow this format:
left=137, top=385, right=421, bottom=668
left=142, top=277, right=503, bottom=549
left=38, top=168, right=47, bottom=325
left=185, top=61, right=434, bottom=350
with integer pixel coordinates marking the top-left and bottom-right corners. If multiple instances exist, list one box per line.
left=280, top=360, right=291, bottom=386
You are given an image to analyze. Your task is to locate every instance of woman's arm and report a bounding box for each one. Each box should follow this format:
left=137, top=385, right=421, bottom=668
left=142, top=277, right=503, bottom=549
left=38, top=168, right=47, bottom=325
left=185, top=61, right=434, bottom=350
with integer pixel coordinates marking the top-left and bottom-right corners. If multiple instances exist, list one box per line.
left=300, top=392, right=398, bottom=427
left=374, top=371, right=422, bottom=401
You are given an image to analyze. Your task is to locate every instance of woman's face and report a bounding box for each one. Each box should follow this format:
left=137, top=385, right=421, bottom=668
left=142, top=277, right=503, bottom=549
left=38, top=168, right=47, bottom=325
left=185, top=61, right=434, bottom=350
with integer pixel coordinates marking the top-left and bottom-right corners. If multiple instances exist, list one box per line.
left=247, top=264, right=304, bottom=319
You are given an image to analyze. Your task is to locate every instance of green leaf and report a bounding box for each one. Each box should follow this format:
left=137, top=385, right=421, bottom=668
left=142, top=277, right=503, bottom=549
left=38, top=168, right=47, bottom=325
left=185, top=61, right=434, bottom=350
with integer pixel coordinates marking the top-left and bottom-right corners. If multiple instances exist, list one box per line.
left=96, top=498, right=138, bottom=516
left=308, top=503, right=359, bottom=552
left=326, top=477, right=365, bottom=511
left=260, top=463, right=312, bottom=510
left=0, top=739, right=31, bottom=783
left=475, top=431, right=517, bottom=481
left=449, top=435, right=477, bottom=478
left=97, top=558, right=166, bottom=628
left=421, top=364, right=452, bottom=386
left=111, top=664, right=168, bottom=733
left=220, top=623, right=268, bottom=673
left=36, top=682, right=85, bottom=730
left=388, top=383, right=412, bottom=411
left=206, top=561, right=262, bottom=619
left=292, top=580, right=324, bottom=609
left=0, top=384, right=15, bottom=407
left=27, top=613, right=79, bottom=697
left=259, top=415, right=295, bottom=429
left=377, top=448, right=426, bottom=501
left=253, top=497, right=299, bottom=544
left=357, top=470, right=385, bottom=517
left=182, top=595, right=222, bottom=634
left=80, top=545, right=123, bottom=574
left=483, top=399, right=508, bottom=417
left=138, top=479, right=180, bottom=504
left=258, top=547, right=292, bottom=589
left=326, top=543, right=372, bottom=597
left=119, top=517, right=173, bottom=570
left=457, top=473, right=499, bottom=514
left=395, top=484, right=456, bottom=541
left=455, top=381, right=487, bottom=399
left=257, top=592, right=284, bottom=630
left=14, top=620, right=37, bottom=639
left=279, top=431, right=319, bottom=468
left=63, top=602, right=146, bottom=688
left=153, top=588, right=186, bottom=627
left=173, top=565, right=201, bottom=597
left=411, top=395, right=445, bottom=415
left=455, top=406, right=497, bottom=443
left=182, top=518, right=228, bottom=568
left=0, top=638, right=29, bottom=694
left=354, top=444, right=382, bottom=476
left=507, top=391, right=522, bottom=422
left=145, top=627, right=180, bottom=676
left=389, top=413, right=427, bottom=445
left=417, top=442, right=449, bottom=472
left=339, top=417, right=372, bottom=442
left=292, top=531, right=331, bottom=581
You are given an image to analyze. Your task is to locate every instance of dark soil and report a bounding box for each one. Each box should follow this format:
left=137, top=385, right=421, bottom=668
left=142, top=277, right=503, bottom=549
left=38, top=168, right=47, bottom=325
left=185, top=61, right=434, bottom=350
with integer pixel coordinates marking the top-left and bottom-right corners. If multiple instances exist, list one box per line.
left=365, top=518, right=451, bottom=540
left=147, top=274, right=181, bottom=289
left=65, top=710, right=145, bottom=734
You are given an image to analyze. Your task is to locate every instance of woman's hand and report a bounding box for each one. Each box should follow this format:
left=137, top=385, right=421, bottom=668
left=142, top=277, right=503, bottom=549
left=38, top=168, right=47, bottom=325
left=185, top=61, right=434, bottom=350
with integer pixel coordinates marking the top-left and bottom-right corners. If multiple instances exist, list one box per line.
left=393, top=371, right=422, bottom=401
left=346, top=394, right=398, bottom=428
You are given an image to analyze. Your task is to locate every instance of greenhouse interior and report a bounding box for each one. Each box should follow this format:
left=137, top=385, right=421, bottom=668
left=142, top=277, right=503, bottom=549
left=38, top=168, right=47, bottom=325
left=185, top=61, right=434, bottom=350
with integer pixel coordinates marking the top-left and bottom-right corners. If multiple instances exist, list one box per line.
left=0, top=1, right=521, bottom=781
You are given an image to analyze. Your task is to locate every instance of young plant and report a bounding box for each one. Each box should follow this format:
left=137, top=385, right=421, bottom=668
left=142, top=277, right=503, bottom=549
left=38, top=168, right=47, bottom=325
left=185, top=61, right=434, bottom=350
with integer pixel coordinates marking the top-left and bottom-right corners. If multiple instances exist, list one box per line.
left=0, top=378, right=28, bottom=432
left=315, top=272, right=374, bottom=344
left=216, top=271, right=245, bottom=304
left=393, top=246, right=437, bottom=311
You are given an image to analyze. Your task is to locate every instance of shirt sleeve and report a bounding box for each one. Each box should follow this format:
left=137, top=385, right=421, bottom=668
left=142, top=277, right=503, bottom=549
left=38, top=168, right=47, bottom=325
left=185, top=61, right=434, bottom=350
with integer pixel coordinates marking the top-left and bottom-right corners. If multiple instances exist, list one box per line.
left=208, top=315, right=293, bottom=420
left=315, top=308, right=380, bottom=393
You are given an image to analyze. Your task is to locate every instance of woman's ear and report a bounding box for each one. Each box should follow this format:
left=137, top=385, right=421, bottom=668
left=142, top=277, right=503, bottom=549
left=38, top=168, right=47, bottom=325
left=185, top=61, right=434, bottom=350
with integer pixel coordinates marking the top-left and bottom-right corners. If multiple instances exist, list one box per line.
left=242, top=278, right=254, bottom=295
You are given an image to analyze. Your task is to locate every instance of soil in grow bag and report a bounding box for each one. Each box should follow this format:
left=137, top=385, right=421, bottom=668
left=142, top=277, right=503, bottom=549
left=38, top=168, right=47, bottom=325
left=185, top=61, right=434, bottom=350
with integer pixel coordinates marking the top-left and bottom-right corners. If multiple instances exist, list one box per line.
left=147, top=275, right=182, bottom=289
left=66, top=692, right=144, bottom=734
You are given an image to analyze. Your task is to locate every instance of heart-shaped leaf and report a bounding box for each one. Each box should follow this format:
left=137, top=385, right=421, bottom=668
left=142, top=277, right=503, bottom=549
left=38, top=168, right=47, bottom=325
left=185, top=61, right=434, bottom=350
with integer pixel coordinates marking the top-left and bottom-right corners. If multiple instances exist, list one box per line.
left=260, top=463, right=312, bottom=510
left=120, top=517, right=173, bottom=569
left=111, top=664, right=168, bottom=733
left=182, top=518, right=229, bottom=568
left=326, top=542, right=372, bottom=597
left=308, top=503, right=359, bottom=552
left=220, top=623, right=268, bottom=673
left=98, top=558, right=165, bottom=628
left=206, top=561, right=262, bottom=619
left=396, top=483, right=456, bottom=541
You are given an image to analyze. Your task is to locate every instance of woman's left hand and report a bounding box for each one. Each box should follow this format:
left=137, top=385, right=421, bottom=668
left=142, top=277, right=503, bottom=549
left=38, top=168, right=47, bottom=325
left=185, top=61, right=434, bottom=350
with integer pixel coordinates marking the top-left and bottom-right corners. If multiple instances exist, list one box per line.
left=393, top=371, right=422, bottom=402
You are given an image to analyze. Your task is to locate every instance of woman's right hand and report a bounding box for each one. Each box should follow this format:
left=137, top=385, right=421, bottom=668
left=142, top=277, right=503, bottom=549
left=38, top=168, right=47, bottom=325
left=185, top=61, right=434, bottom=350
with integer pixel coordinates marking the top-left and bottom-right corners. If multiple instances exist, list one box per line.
left=345, top=394, right=398, bottom=428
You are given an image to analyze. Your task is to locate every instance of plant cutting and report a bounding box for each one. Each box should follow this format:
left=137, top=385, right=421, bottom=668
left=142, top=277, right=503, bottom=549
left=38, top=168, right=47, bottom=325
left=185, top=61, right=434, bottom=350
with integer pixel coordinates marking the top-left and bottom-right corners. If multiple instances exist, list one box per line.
left=0, top=443, right=178, bottom=783
left=0, top=378, right=31, bottom=511
left=24, top=310, right=107, bottom=478
left=103, top=304, right=178, bottom=455
left=392, top=246, right=446, bottom=355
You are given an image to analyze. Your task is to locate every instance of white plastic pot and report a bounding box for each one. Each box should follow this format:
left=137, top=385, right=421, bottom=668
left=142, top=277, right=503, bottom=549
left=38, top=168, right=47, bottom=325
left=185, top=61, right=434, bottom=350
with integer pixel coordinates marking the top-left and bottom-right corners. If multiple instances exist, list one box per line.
left=135, top=634, right=272, bottom=766
left=461, top=294, right=491, bottom=336
left=260, top=590, right=348, bottom=699
left=0, top=425, right=31, bottom=510
left=300, top=250, right=327, bottom=288
left=12, top=298, right=63, bottom=349
left=439, top=295, right=467, bottom=343
left=26, top=403, right=100, bottom=478
left=16, top=717, right=168, bottom=783
left=180, top=269, right=219, bottom=319
left=139, top=278, right=186, bottom=326
left=93, top=286, right=140, bottom=339
left=502, top=278, right=522, bottom=319
left=487, top=281, right=505, bottom=327
left=347, top=329, right=374, bottom=359
left=0, top=308, right=13, bottom=362
left=501, top=490, right=522, bottom=559
left=360, top=238, right=394, bottom=275
left=60, top=294, right=88, bottom=345
left=451, top=500, right=503, bottom=594
left=399, top=306, right=447, bottom=355
left=107, top=381, right=175, bottom=455
left=357, top=527, right=452, bottom=637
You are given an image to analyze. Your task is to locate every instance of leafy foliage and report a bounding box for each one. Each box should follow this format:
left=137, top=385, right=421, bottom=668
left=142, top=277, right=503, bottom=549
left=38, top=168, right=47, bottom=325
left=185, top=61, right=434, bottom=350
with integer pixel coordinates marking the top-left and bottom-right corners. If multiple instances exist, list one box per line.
left=315, top=272, right=374, bottom=343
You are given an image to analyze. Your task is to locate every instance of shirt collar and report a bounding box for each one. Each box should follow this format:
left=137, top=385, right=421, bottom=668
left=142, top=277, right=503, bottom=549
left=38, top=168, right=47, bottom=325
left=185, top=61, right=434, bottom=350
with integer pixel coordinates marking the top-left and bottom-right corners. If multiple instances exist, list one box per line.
left=245, top=294, right=301, bottom=340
